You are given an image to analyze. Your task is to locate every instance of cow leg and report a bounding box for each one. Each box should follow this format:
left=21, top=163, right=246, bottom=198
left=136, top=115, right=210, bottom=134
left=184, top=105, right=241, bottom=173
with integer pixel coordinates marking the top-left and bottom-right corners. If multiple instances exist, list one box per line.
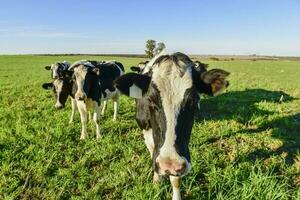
left=69, top=97, right=77, bottom=124
left=101, top=100, right=108, bottom=116
left=170, top=176, right=181, bottom=200
left=88, top=111, right=92, bottom=122
left=77, top=101, right=88, bottom=140
left=112, top=93, right=119, bottom=121
left=93, top=103, right=101, bottom=139
left=143, top=129, right=154, bottom=157
left=143, top=129, right=162, bottom=183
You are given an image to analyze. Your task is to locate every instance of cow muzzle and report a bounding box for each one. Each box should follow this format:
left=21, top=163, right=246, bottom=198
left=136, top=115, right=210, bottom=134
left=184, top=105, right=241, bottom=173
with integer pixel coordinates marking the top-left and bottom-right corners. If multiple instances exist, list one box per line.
left=55, top=101, right=64, bottom=109
left=155, top=156, right=189, bottom=176
left=75, top=92, right=87, bottom=101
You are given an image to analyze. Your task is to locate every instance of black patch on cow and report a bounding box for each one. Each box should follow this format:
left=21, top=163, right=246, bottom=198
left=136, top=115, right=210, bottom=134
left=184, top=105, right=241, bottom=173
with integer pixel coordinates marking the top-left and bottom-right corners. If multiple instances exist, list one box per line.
left=174, top=88, right=199, bottom=162
left=192, top=67, right=213, bottom=95
left=96, top=62, right=123, bottom=98
left=114, top=73, right=151, bottom=96
left=42, top=82, right=53, bottom=89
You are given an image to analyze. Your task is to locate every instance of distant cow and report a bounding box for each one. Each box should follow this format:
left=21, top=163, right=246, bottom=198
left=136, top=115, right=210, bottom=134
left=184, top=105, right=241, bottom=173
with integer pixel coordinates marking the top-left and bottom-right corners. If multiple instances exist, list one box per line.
left=42, top=60, right=124, bottom=123
left=67, top=60, right=124, bottom=139
left=130, top=60, right=149, bottom=73
left=44, top=61, right=71, bottom=79
left=115, top=52, right=229, bottom=200
left=42, top=61, right=75, bottom=113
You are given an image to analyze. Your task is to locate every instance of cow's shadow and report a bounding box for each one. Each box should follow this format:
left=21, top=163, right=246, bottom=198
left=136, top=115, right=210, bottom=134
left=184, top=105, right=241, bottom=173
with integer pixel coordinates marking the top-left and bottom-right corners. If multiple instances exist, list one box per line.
left=196, top=88, right=299, bottom=165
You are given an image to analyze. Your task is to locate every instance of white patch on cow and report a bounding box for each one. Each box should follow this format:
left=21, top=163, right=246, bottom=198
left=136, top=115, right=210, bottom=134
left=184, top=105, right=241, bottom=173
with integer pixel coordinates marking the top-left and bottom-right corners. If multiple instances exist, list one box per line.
left=73, top=65, right=88, bottom=99
left=141, top=50, right=168, bottom=74
left=143, top=129, right=154, bottom=157
left=152, top=57, right=193, bottom=168
left=51, top=64, right=59, bottom=79
left=53, top=79, right=63, bottom=107
left=129, top=84, right=143, bottom=99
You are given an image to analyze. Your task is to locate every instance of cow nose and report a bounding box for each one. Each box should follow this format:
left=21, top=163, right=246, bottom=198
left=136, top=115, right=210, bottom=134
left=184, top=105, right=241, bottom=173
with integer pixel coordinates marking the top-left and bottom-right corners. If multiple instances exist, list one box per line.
left=55, top=102, right=64, bottom=109
left=75, top=93, right=87, bottom=101
left=156, top=158, right=187, bottom=176
left=53, top=75, right=59, bottom=79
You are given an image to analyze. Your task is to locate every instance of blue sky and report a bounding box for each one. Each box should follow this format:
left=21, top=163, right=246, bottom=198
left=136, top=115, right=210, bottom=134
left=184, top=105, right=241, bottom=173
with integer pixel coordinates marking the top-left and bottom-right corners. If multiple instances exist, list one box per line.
left=0, top=0, right=299, bottom=56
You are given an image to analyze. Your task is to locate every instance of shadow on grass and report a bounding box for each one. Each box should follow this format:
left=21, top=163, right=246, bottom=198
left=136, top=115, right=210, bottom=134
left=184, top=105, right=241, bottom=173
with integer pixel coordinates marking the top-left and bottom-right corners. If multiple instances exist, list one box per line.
left=245, top=113, right=300, bottom=165
left=197, top=88, right=300, bottom=165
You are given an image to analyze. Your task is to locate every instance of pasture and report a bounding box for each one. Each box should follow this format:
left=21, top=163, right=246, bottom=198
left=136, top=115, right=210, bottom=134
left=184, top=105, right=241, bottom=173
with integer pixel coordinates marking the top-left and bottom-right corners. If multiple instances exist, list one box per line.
left=0, top=55, right=299, bottom=199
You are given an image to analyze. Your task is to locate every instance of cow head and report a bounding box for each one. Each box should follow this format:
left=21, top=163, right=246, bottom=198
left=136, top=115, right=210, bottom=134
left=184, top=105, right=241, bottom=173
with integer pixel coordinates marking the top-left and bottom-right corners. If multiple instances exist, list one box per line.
left=130, top=61, right=149, bottom=73
left=115, top=52, right=229, bottom=177
left=42, top=78, right=73, bottom=109
left=68, top=61, right=100, bottom=101
left=45, top=61, right=71, bottom=79
left=194, top=60, right=209, bottom=74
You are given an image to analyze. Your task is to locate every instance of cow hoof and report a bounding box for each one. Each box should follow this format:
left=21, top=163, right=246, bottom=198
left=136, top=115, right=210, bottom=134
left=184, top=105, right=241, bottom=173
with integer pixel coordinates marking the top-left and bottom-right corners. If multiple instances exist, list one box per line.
left=153, top=173, right=161, bottom=184
left=80, top=135, right=86, bottom=140
left=96, top=135, right=102, bottom=140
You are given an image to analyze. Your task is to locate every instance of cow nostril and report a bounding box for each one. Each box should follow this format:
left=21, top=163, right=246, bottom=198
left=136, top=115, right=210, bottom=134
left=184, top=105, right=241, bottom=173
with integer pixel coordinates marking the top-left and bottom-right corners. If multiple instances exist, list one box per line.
left=78, top=97, right=85, bottom=101
left=55, top=105, right=63, bottom=109
left=175, top=163, right=186, bottom=174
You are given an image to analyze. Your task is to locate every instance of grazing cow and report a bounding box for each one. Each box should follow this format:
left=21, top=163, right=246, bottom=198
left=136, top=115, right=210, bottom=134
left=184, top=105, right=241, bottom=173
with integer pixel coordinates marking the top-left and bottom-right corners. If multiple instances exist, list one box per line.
left=114, top=52, right=229, bottom=200
left=68, top=60, right=124, bottom=139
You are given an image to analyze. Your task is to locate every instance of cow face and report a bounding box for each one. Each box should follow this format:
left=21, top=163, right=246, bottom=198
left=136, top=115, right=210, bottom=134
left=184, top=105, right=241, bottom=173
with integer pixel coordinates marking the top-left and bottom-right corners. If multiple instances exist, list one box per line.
left=45, top=62, right=70, bottom=79
left=115, top=52, right=230, bottom=177
left=130, top=61, right=149, bottom=73
left=70, top=64, right=100, bottom=101
left=194, top=60, right=209, bottom=74
left=42, top=78, right=73, bottom=109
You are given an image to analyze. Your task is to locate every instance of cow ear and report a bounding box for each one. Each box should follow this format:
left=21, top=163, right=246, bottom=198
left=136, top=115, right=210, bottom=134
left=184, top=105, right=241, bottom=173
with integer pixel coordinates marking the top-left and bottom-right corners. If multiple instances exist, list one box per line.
left=45, top=66, right=51, bottom=70
left=42, top=83, right=53, bottom=90
left=130, top=66, right=141, bottom=73
left=200, top=69, right=230, bottom=96
left=114, top=73, right=151, bottom=99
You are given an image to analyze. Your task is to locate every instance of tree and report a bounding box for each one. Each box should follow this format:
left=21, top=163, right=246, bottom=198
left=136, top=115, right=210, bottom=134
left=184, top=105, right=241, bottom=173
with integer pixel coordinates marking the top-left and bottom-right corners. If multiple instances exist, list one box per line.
left=155, top=42, right=166, bottom=54
left=145, top=40, right=156, bottom=58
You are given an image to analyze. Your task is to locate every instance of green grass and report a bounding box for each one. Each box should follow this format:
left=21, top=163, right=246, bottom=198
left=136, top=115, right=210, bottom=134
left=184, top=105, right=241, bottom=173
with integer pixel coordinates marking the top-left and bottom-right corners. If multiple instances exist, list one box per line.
left=0, top=55, right=299, bottom=199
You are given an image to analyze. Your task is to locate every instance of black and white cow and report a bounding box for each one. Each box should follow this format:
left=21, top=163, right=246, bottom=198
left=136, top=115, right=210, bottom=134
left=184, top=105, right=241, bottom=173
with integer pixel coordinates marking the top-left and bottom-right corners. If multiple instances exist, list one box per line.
left=67, top=60, right=124, bottom=139
left=42, top=61, right=75, bottom=112
left=44, top=61, right=71, bottom=79
left=42, top=60, right=124, bottom=123
left=114, top=52, right=229, bottom=200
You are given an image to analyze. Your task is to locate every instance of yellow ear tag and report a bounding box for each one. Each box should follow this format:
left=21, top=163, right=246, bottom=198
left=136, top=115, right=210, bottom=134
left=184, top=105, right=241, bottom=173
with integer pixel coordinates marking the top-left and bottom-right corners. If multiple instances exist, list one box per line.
left=129, top=84, right=143, bottom=99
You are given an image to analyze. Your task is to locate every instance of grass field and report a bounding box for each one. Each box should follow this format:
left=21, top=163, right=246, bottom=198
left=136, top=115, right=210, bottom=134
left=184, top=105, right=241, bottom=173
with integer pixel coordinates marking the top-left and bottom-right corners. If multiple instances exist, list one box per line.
left=0, top=55, right=299, bottom=199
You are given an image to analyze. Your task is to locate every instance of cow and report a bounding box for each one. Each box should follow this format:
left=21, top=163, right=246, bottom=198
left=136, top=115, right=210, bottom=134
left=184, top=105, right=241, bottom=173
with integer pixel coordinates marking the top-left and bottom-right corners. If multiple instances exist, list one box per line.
left=67, top=60, right=124, bottom=139
left=114, top=52, right=229, bottom=200
left=42, top=61, right=75, bottom=111
left=44, top=61, right=71, bottom=79
left=130, top=60, right=149, bottom=73
left=42, top=60, right=124, bottom=123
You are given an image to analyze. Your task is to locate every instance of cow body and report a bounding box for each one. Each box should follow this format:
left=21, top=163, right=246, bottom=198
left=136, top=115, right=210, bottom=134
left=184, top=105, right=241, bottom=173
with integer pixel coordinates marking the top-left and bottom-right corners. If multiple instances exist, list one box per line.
left=115, top=52, right=229, bottom=200
left=68, top=60, right=124, bottom=139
